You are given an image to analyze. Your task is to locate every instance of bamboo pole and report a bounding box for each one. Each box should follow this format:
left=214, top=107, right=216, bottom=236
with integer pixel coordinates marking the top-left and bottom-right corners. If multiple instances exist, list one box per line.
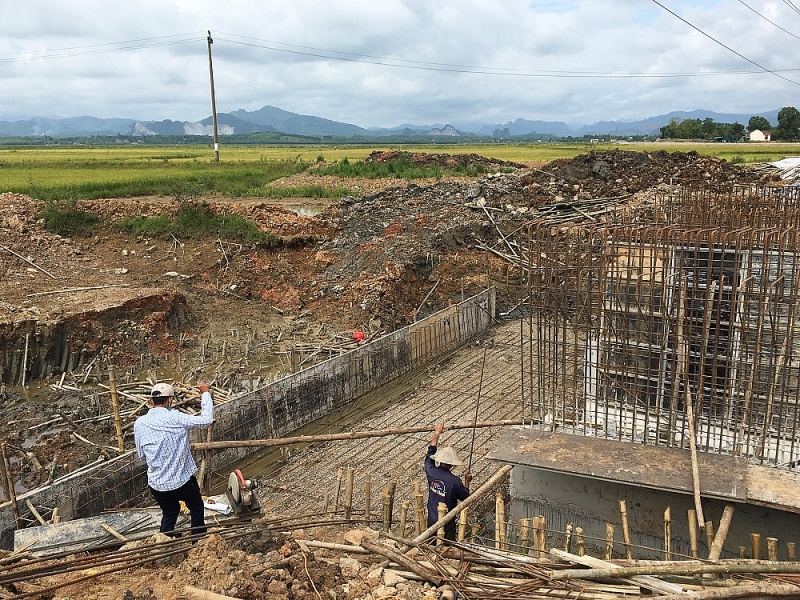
left=605, top=523, right=615, bottom=560
left=706, top=521, right=715, bottom=558
left=197, top=421, right=215, bottom=495
left=382, top=488, right=391, bottom=532
left=551, top=561, right=800, bottom=580
left=575, top=527, right=584, bottom=557
left=191, top=419, right=522, bottom=450
left=495, top=493, right=506, bottom=550
left=519, top=518, right=530, bottom=555
left=688, top=509, right=699, bottom=558
left=333, top=467, right=343, bottom=512
left=360, top=538, right=442, bottom=586
left=619, top=500, right=632, bottom=560
left=22, top=333, right=29, bottom=387
left=457, top=507, right=468, bottom=542
left=751, top=533, right=762, bottom=561
left=708, top=504, right=735, bottom=562
left=343, top=467, right=354, bottom=519
left=365, top=473, right=372, bottom=527
left=767, top=538, right=779, bottom=562
left=550, top=549, right=684, bottom=595
left=411, top=464, right=512, bottom=545
left=534, top=515, right=547, bottom=558
left=108, top=366, right=124, bottom=453
left=399, top=500, right=410, bottom=534
left=25, top=500, right=46, bottom=526
left=413, top=482, right=424, bottom=536
left=436, top=502, right=447, bottom=545
left=1, top=443, right=20, bottom=529
left=664, top=506, right=672, bottom=560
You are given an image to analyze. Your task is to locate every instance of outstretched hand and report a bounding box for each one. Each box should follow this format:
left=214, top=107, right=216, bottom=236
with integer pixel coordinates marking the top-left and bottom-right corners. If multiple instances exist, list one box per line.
left=198, top=381, right=210, bottom=394
left=434, top=423, right=445, bottom=435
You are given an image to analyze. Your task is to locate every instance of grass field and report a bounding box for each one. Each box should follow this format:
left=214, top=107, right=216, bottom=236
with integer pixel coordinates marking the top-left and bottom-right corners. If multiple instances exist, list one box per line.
left=0, top=141, right=797, bottom=202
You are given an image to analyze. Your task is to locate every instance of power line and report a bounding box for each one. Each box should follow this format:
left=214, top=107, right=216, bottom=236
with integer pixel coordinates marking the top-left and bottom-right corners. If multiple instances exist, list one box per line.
left=739, top=0, right=800, bottom=40
left=652, top=0, right=800, bottom=87
left=214, top=32, right=799, bottom=80
left=0, top=33, right=204, bottom=63
left=784, top=0, right=800, bottom=17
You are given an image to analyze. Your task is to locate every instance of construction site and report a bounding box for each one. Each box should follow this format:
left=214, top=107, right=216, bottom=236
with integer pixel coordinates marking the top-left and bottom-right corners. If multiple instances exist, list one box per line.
left=2, top=149, right=800, bottom=599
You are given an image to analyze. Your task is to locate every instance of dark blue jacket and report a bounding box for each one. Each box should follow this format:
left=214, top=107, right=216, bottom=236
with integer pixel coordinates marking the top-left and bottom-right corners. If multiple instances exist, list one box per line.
left=424, top=445, right=469, bottom=525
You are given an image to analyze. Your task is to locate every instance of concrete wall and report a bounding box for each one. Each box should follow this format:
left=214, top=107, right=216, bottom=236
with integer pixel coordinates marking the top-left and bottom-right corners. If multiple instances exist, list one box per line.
left=508, top=466, right=799, bottom=560
left=0, top=289, right=495, bottom=549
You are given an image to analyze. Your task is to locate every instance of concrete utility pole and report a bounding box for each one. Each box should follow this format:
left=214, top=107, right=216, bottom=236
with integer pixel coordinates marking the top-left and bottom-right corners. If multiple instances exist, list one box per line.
left=207, top=30, right=220, bottom=162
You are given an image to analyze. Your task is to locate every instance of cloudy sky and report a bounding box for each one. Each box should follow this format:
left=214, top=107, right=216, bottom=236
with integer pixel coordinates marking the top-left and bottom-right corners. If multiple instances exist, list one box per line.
left=2, top=1, right=799, bottom=129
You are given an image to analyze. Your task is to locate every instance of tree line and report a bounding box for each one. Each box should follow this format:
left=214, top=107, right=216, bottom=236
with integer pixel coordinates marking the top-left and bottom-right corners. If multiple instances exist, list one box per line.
left=660, top=106, right=800, bottom=141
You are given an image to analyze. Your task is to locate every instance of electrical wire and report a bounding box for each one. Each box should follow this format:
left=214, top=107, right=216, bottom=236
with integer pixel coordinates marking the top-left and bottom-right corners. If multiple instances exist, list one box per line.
left=652, top=0, right=800, bottom=87
left=739, top=0, right=800, bottom=40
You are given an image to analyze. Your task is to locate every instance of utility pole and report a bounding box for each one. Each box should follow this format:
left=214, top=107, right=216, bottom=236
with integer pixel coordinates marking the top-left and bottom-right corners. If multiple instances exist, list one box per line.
left=207, top=30, right=220, bottom=162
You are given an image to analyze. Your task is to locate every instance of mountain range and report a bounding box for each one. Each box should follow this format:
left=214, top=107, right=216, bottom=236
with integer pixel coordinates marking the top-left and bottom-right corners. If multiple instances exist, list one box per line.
left=0, top=105, right=781, bottom=139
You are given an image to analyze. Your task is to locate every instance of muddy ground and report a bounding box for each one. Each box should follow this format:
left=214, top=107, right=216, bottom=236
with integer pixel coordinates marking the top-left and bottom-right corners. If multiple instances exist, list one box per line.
left=0, top=148, right=788, bottom=599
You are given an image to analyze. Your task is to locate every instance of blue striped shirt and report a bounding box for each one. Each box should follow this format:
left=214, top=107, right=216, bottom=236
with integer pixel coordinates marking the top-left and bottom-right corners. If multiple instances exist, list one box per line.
left=134, top=391, right=214, bottom=492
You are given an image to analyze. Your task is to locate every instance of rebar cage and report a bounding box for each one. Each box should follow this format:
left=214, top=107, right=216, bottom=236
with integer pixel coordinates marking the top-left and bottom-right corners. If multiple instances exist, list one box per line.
left=522, top=185, right=800, bottom=467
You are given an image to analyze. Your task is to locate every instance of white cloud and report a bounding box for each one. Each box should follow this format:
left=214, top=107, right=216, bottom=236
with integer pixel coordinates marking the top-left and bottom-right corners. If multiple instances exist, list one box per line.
left=0, top=0, right=798, bottom=126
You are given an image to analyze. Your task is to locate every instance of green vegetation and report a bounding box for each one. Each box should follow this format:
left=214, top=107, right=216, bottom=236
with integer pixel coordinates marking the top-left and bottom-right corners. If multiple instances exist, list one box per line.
left=118, top=205, right=276, bottom=244
left=37, top=200, right=99, bottom=236
left=660, top=117, right=745, bottom=141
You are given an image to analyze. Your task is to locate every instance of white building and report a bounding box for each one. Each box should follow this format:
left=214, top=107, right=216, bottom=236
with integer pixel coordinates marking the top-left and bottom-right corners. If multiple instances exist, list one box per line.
left=749, top=129, right=771, bottom=142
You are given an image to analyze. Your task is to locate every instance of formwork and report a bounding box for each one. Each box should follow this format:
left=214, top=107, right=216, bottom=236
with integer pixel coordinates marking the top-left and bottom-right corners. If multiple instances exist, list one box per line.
left=521, top=185, right=800, bottom=466
left=0, top=289, right=495, bottom=549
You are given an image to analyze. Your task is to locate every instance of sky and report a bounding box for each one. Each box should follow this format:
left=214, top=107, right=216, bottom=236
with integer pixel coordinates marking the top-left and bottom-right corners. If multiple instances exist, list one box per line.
left=1, top=0, right=800, bottom=130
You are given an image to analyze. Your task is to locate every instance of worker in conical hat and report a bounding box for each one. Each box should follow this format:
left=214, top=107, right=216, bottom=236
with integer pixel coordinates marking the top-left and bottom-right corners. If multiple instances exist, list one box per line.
left=424, top=423, right=472, bottom=540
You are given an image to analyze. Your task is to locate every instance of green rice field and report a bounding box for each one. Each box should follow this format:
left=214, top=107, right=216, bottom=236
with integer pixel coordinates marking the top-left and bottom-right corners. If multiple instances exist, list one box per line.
left=0, top=141, right=797, bottom=202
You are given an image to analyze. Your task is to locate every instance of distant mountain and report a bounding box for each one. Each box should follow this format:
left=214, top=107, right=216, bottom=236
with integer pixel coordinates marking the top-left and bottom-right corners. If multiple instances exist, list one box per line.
left=230, top=106, right=373, bottom=137
left=0, top=105, right=783, bottom=139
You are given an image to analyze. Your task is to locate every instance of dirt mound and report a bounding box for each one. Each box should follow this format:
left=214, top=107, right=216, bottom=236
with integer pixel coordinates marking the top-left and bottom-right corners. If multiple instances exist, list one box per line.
left=364, top=149, right=527, bottom=170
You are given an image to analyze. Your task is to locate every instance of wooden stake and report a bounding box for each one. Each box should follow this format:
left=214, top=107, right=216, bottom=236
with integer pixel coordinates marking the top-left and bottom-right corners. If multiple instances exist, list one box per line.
left=751, top=533, right=762, bottom=560
left=708, top=504, right=735, bottom=561
left=705, top=521, right=715, bottom=558
left=495, top=492, right=506, bottom=550
left=767, top=538, right=779, bottom=562
left=619, top=500, right=632, bottom=560
left=50, top=507, right=60, bottom=525
left=788, top=541, right=796, bottom=561
left=25, top=500, right=46, bottom=526
left=436, top=502, right=447, bottom=545
left=22, top=333, right=29, bottom=387
left=182, top=585, right=242, bottom=600
left=323, top=491, right=330, bottom=513
left=108, top=366, right=124, bottom=453
left=399, top=500, right=410, bottom=534
left=413, top=481, right=424, bottom=536
left=605, top=523, right=615, bottom=560
left=688, top=509, right=699, bottom=558
left=101, top=523, right=128, bottom=542
left=365, top=473, right=372, bottom=527
left=343, top=467, right=354, bottom=519
left=382, top=488, right=391, bottom=532
left=533, top=515, right=547, bottom=558
left=564, top=523, right=573, bottom=553
left=333, top=467, right=343, bottom=511
left=457, top=507, right=468, bottom=542
left=1, top=443, right=20, bottom=529
left=519, top=518, right=531, bottom=555
left=575, top=527, right=584, bottom=557
left=197, top=421, right=215, bottom=495
left=739, top=546, right=747, bottom=559
left=664, top=506, right=672, bottom=560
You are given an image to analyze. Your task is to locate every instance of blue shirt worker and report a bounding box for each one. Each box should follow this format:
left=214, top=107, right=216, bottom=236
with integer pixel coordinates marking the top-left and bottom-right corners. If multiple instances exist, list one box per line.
left=424, top=423, right=472, bottom=540
left=134, top=381, right=214, bottom=535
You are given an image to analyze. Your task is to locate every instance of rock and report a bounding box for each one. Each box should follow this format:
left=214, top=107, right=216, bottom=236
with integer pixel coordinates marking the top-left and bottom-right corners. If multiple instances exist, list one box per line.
left=339, top=556, right=361, bottom=578
left=366, top=566, right=383, bottom=585
left=372, top=585, right=397, bottom=598
left=383, top=569, right=408, bottom=586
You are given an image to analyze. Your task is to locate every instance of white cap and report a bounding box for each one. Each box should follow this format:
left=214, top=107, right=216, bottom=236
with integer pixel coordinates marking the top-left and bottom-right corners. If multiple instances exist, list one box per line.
left=150, top=382, right=175, bottom=399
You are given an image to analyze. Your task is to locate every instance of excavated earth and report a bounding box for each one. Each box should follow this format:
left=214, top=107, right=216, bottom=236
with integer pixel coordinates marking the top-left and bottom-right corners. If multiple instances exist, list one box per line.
left=0, top=148, right=786, bottom=599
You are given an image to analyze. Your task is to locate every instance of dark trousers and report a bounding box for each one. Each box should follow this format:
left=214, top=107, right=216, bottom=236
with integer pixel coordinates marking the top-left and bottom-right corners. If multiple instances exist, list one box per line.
left=150, top=475, right=206, bottom=536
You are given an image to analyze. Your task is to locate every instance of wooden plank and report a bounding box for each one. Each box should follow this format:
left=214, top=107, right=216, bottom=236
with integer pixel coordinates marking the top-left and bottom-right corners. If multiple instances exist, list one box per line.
left=486, top=428, right=747, bottom=501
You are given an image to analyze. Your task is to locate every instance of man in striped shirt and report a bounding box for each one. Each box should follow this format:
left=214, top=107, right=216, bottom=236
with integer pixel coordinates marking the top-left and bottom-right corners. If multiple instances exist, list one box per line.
left=134, top=381, right=214, bottom=535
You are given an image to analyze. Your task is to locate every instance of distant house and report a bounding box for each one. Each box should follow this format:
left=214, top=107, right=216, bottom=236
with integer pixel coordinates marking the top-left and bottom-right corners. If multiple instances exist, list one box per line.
left=749, top=129, right=771, bottom=142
